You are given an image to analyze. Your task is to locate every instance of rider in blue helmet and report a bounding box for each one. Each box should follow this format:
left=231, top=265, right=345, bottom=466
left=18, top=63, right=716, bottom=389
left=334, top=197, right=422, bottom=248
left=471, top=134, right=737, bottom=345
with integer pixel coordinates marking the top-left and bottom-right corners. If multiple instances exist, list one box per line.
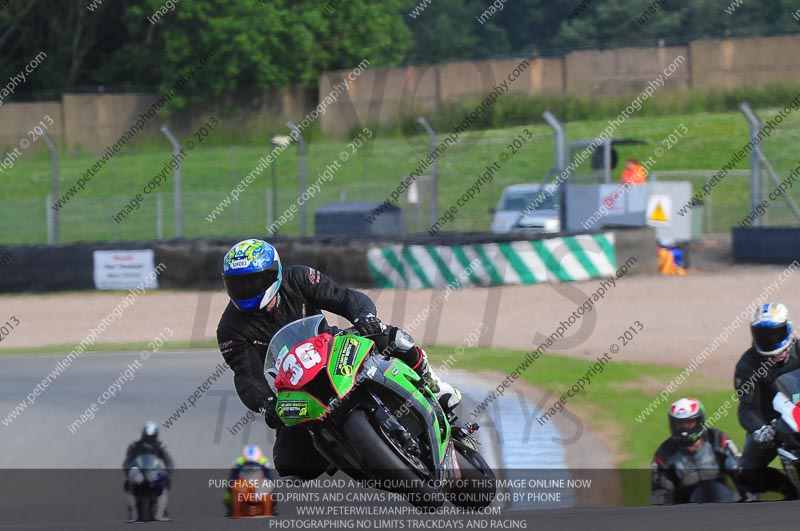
left=223, top=445, right=273, bottom=516
left=217, top=239, right=461, bottom=480
left=222, top=240, right=283, bottom=312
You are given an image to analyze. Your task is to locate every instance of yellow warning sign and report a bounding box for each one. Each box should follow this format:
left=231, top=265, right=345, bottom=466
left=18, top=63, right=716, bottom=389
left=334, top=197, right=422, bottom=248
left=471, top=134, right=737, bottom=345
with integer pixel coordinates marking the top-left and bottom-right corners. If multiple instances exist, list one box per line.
left=650, top=203, right=667, bottom=222
left=646, top=195, right=671, bottom=226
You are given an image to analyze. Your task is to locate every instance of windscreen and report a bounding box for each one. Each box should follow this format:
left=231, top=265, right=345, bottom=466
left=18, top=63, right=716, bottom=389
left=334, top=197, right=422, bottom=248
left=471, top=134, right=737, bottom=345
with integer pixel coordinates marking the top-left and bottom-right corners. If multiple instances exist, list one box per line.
left=776, top=369, right=800, bottom=400
left=131, top=454, right=163, bottom=471
left=264, top=315, right=326, bottom=371
left=501, top=191, right=558, bottom=212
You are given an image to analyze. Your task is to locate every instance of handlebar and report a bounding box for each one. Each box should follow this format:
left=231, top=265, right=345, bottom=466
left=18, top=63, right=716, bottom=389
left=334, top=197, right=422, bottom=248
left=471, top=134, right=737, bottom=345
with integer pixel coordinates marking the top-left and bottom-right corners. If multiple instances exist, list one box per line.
left=336, top=327, right=360, bottom=337
left=335, top=325, right=387, bottom=339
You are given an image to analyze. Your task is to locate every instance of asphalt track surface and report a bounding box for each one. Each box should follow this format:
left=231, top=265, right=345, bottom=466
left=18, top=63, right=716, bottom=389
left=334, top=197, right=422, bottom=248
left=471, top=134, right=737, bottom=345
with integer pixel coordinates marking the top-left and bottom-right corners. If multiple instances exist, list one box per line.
left=2, top=348, right=797, bottom=530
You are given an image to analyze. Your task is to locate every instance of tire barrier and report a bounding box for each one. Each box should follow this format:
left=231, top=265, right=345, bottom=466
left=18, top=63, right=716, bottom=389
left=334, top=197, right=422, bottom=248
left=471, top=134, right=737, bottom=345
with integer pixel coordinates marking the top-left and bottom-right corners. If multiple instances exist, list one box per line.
left=0, top=228, right=658, bottom=293
left=733, top=227, right=800, bottom=265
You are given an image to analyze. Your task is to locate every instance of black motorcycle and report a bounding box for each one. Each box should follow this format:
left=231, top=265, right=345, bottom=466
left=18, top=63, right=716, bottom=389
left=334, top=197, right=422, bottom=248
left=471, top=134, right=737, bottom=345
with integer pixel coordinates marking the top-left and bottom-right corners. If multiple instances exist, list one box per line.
left=127, top=453, right=169, bottom=522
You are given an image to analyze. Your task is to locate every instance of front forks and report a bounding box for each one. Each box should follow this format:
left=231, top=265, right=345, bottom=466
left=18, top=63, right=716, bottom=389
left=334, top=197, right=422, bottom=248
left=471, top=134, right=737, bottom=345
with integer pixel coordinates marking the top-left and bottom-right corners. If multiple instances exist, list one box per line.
left=450, top=415, right=480, bottom=445
left=369, top=391, right=421, bottom=456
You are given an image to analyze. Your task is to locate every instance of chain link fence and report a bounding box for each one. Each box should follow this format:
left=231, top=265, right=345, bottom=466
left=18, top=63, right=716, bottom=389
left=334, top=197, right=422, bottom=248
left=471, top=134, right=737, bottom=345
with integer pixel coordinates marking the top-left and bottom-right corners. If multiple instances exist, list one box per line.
left=654, top=170, right=750, bottom=235
left=1, top=126, right=555, bottom=244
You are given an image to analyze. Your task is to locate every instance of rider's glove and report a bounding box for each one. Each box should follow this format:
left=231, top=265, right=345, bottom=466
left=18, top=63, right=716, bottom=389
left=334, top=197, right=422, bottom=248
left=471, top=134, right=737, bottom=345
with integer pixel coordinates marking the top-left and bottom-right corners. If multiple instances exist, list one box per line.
left=260, top=396, right=282, bottom=430
left=353, top=313, right=383, bottom=337
left=753, top=424, right=776, bottom=447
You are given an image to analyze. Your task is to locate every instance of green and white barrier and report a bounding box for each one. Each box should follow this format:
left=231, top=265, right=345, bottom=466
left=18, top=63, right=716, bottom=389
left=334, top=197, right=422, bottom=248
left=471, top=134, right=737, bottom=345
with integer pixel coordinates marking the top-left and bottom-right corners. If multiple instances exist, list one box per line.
left=367, top=233, right=617, bottom=289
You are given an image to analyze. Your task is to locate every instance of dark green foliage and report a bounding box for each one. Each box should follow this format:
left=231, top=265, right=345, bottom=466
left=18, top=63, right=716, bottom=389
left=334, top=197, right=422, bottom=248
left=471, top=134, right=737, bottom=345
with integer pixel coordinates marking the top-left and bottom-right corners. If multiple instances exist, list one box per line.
left=390, top=81, right=800, bottom=138
left=0, top=0, right=798, bottom=109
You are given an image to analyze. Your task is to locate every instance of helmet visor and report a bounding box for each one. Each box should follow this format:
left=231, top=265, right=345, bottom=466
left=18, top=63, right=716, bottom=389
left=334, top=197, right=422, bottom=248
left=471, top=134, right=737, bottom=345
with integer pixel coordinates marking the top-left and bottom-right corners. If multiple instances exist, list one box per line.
left=670, top=417, right=703, bottom=444
left=674, top=419, right=698, bottom=433
left=224, top=265, right=280, bottom=301
left=753, top=322, right=789, bottom=354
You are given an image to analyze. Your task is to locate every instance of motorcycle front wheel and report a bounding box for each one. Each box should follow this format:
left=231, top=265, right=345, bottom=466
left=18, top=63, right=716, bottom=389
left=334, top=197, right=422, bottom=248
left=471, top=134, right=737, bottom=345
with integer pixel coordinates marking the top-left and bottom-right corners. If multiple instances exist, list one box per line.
left=448, top=438, right=497, bottom=509
left=342, top=408, right=445, bottom=510
left=136, top=492, right=155, bottom=522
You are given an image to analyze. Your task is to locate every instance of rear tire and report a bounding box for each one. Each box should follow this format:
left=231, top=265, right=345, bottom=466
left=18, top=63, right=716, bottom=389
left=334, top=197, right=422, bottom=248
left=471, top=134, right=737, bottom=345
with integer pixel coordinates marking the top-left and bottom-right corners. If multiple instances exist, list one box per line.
left=342, top=408, right=444, bottom=510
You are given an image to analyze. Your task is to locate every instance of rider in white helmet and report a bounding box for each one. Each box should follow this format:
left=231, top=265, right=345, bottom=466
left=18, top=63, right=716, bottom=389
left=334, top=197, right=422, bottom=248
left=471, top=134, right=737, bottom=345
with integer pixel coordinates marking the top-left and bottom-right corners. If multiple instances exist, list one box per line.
left=651, top=398, right=741, bottom=504
left=122, top=421, right=173, bottom=522
left=735, top=302, right=800, bottom=499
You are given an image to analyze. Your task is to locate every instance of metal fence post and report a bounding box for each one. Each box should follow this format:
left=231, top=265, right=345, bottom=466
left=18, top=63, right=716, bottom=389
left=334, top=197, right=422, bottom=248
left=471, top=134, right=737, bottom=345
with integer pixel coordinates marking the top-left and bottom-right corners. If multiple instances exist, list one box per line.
left=266, top=188, right=273, bottom=233
left=417, top=117, right=439, bottom=228
left=42, top=132, right=59, bottom=244
left=156, top=193, right=164, bottom=239
left=287, top=122, right=307, bottom=237
left=543, top=111, right=565, bottom=174
left=739, top=103, right=762, bottom=227
left=160, top=125, right=183, bottom=237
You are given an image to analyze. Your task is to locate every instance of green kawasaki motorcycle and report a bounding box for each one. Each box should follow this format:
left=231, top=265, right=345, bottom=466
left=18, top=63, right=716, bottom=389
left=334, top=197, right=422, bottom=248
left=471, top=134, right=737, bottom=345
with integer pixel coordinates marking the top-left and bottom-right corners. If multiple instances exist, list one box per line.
left=264, top=315, right=496, bottom=510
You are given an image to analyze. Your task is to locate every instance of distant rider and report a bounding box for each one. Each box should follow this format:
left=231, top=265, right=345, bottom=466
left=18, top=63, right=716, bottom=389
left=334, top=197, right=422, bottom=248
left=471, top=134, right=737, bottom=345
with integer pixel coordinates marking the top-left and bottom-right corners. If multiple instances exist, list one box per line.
left=735, top=302, right=800, bottom=499
left=224, top=445, right=274, bottom=516
left=651, top=398, right=741, bottom=505
left=216, top=239, right=461, bottom=479
left=122, top=421, right=174, bottom=522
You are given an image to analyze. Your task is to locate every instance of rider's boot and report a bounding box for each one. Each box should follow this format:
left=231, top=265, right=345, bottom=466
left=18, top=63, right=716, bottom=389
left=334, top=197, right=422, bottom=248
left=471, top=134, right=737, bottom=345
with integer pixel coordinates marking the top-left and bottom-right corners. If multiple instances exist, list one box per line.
left=416, top=348, right=462, bottom=413
left=154, top=490, right=172, bottom=522
left=388, top=328, right=462, bottom=413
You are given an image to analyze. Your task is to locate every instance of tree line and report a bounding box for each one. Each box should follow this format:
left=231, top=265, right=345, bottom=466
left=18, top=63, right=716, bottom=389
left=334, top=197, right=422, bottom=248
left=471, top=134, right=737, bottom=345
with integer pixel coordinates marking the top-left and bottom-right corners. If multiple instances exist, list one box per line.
left=0, top=0, right=796, bottom=109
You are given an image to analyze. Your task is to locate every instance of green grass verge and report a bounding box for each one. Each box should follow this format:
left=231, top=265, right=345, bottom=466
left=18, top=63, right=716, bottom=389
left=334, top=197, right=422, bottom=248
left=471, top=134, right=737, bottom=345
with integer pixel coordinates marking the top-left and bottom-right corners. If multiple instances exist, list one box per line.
left=425, top=345, right=746, bottom=505
left=4, top=91, right=800, bottom=244
left=0, top=340, right=217, bottom=356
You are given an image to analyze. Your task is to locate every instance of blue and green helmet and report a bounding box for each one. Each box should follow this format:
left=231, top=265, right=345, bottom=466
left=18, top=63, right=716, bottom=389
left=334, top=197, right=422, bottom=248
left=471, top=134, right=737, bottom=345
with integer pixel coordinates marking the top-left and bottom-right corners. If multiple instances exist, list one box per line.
left=222, top=239, right=282, bottom=312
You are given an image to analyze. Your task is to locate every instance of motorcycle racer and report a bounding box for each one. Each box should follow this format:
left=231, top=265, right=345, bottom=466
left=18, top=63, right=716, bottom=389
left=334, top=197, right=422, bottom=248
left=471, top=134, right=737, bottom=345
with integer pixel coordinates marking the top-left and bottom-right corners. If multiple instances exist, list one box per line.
left=735, top=302, right=800, bottom=498
left=122, top=421, right=174, bottom=522
left=651, top=398, right=741, bottom=505
left=224, top=445, right=273, bottom=516
left=216, top=239, right=461, bottom=479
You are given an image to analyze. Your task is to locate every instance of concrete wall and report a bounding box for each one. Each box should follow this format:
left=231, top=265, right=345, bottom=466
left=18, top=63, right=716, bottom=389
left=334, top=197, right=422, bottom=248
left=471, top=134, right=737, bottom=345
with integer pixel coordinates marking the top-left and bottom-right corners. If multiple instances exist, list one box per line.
left=62, top=93, right=158, bottom=151
left=529, top=56, right=566, bottom=93
left=565, top=45, right=690, bottom=95
left=0, top=102, right=64, bottom=151
left=319, top=64, right=440, bottom=134
left=690, top=35, right=800, bottom=89
left=319, top=34, right=800, bottom=135
left=0, top=86, right=314, bottom=152
left=3, top=34, right=800, bottom=144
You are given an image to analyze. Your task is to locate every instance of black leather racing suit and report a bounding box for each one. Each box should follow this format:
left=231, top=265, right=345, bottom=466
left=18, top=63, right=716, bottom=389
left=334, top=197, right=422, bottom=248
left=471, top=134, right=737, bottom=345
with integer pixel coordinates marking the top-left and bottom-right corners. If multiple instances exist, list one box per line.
left=735, top=340, right=800, bottom=494
left=216, top=265, right=422, bottom=479
left=123, top=438, right=174, bottom=495
left=123, top=439, right=174, bottom=474
left=651, top=428, right=740, bottom=505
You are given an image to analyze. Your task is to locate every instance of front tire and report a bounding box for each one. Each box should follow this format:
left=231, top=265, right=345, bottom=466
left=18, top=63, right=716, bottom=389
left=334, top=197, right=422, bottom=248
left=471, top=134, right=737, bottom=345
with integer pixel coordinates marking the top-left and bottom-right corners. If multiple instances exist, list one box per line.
left=448, top=440, right=496, bottom=509
left=342, top=408, right=444, bottom=509
left=136, top=492, right=154, bottom=522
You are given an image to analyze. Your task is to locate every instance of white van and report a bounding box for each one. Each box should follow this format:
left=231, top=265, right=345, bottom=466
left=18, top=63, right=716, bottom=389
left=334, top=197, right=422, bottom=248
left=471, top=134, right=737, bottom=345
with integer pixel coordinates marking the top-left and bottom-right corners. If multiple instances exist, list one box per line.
left=490, top=184, right=560, bottom=234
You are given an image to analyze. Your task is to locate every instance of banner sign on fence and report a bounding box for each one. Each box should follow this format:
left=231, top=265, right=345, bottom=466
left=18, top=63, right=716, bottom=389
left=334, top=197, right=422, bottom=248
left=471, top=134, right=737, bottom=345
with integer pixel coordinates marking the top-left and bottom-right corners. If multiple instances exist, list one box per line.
left=93, top=249, right=158, bottom=290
